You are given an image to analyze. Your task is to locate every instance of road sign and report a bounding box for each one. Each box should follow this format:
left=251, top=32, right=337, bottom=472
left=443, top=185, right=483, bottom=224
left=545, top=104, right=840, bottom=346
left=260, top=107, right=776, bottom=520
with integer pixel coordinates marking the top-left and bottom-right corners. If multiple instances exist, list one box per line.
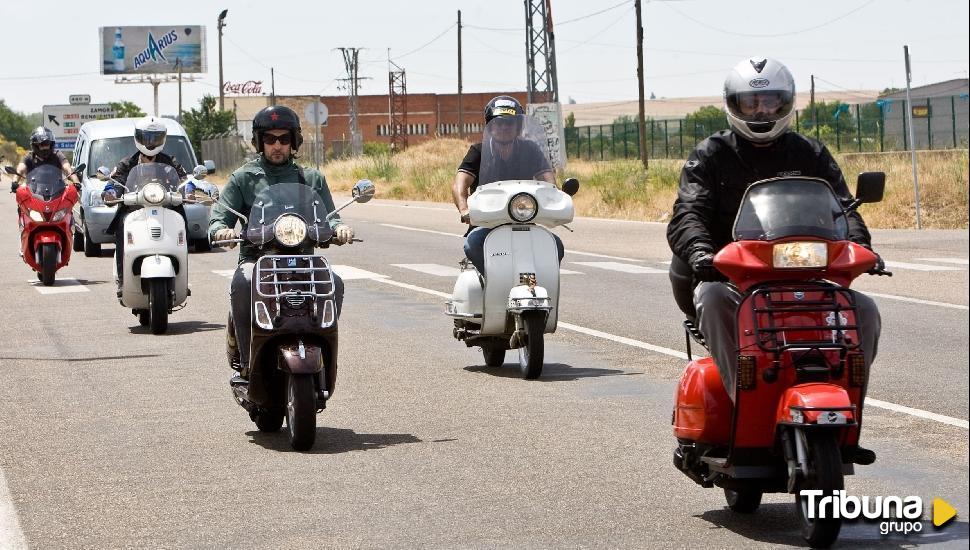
left=41, top=104, right=116, bottom=149
left=304, top=102, right=328, bottom=127
left=69, top=95, right=91, bottom=105
left=527, top=102, right=567, bottom=170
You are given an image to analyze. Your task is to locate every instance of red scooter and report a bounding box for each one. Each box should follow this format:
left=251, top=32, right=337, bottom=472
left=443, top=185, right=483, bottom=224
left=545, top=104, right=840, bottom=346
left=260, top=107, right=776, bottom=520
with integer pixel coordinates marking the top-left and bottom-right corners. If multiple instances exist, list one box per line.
left=7, top=164, right=84, bottom=286
left=672, top=173, right=889, bottom=548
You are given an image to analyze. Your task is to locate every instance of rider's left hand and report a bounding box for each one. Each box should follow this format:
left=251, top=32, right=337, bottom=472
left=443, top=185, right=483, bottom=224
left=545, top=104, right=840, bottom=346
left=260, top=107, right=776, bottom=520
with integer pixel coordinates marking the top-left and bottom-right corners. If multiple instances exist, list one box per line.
left=334, top=224, right=355, bottom=245
left=866, top=251, right=886, bottom=275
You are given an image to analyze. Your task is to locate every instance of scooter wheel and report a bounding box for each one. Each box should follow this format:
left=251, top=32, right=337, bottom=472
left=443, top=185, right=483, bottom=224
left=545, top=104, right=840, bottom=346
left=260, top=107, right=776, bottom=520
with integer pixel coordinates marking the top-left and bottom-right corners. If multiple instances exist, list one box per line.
left=482, top=344, right=506, bottom=367
left=518, top=311, right=545, bottom=379
left=724, top=487, right=762, bottom=513
left=40, top=243, right=57, bottom=286
left=253, top=409, right=284, bottom=432
left=795, top=431, right=844, bottom=548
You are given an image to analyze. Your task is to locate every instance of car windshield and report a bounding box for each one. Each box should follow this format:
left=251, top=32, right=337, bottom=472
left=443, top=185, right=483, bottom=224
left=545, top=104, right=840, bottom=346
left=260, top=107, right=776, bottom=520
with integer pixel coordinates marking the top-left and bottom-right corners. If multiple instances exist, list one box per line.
left=245, top=182, right=334, bottom=246
left=124, top=163, right=181, bottom=193
left=87, top=135, right=195, bottom=178
left=733, top=178, right=849, bottom=241
left=25, top=164, right=66, bottom=201
left=478, top=115, right=553, bottom=186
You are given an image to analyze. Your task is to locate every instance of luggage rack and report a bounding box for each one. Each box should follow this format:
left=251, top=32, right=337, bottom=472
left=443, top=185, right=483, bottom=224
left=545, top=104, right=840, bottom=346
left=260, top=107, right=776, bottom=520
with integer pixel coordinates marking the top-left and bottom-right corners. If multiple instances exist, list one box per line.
left=254, top=255, right=336, bottom=326
left=749, top=283, right=861, bottom=356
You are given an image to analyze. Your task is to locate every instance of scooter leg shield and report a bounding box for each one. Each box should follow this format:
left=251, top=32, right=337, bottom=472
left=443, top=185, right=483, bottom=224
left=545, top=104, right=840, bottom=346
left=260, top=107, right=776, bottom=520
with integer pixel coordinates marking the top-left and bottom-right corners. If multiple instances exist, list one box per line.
left=279, top=344, right=324, bottom=374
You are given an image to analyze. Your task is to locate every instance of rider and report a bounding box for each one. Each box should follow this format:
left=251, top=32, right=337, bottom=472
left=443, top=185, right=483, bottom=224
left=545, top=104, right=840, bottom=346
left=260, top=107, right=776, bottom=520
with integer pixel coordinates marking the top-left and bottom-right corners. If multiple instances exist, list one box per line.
left=451, top=95, right=563, bottom=274
left=209, top=105, right=355, bottom=383
left=666, top=57, right=882, bottom=462
left=13, top=127, right=79, bottom=191
left=102, top=116, right=188, bottom=291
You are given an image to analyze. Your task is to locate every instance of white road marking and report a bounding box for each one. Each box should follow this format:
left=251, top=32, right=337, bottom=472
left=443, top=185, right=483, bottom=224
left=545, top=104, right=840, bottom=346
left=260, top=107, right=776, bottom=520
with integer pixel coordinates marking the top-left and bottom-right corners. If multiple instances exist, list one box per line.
left=565, top=250, right=645, bottom=262
left=559, top=269, right=583, bottom=275
left=330, top=265, right=389, bottom=281
left=864, top=292, right=969, bottom=311
left=865, top=399, right=969, bottom=429
left=211, top=269, right=235, bottom=278
left=883, top=260, right=965, bottom=272
left=28, top=278, right=90, bottom=294
left=380, top=223, right=461, bottom=238
left=915, top=257, right=970, bottom=265
left=557, top=322, right=691, bottom=360
left=0, top=467, right=27, bottom=550
left=571, top=261, right=667, bottom=274
left=373, top=277, right=452, bottom=298
left=392, top=263, right=461, bottom=277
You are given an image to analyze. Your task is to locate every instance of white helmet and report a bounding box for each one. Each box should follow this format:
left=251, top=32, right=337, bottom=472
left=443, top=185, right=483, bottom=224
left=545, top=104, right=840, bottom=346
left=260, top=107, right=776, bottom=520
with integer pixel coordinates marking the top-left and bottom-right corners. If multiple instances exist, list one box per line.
left=134, top=116, right=167, bottom=157
left=723, top=57, right=796, bottom=143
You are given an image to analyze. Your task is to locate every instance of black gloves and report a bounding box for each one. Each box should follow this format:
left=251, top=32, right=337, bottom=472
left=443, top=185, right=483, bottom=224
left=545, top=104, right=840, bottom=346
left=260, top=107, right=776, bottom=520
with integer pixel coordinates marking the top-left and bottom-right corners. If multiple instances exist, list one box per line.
left=9, top=181, right=18, bottom=194
left=866, top=250, right=891, bottom=276
left=688, top=248, right=719, bottom=282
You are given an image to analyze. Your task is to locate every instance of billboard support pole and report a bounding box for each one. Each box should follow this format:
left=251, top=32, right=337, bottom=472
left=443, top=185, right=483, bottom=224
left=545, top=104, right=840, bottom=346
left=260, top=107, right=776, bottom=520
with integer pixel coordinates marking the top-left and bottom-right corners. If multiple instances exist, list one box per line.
left=114, top=74, right=194, bottom=118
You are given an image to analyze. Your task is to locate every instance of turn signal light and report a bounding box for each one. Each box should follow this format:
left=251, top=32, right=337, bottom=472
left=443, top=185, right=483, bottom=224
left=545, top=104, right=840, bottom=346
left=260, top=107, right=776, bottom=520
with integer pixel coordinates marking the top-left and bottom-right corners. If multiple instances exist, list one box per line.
left=738, top=355, right=757, bottom=390
left=849, top=354, right=866, bottom=387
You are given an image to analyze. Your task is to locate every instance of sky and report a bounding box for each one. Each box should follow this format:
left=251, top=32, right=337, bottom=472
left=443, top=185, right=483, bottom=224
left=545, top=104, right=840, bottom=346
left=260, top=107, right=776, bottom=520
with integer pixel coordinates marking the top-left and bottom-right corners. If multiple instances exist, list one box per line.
left=1, top=0, right=967, bottom=117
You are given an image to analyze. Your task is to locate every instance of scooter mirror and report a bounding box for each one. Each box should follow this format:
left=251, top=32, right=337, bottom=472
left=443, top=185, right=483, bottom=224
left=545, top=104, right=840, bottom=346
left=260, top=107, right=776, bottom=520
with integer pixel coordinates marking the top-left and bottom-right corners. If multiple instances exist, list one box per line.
left=193, top=165, right=208, bottom=179
left=352, top=179, right=376, bottom=203
left=855, top=172, right=885, bottom=204
left=73, top=163, right=87, bottom=176
left=204, top=159, right=216, bottom=175
left=3, top=165, right=16, bottom=175
left=562, top=178, right=580, bottom=196
left=96, top=166, right=111, bottom=180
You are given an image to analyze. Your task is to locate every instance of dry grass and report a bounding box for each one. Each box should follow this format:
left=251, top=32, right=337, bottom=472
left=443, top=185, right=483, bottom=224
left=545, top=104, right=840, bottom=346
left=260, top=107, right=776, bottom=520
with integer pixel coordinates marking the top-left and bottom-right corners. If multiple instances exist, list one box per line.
left=287, top=140, right=968, bottom=229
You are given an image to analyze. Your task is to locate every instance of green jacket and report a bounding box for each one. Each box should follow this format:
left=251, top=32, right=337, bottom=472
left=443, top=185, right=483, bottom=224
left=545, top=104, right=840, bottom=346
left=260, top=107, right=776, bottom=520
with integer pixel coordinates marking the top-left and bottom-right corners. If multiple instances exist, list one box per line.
left=208, top=156, right=343, bottom=264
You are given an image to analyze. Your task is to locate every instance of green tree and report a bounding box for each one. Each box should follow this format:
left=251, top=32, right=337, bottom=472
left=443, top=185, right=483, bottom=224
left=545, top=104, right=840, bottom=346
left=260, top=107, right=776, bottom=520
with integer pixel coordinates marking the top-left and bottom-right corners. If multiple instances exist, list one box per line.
left=180, top=95, right=235, bottom=154
left=564, top=111, right=576, bottom=128
left=109, top=101, right=146, bottom=118
left=684, top=105, right=728, bottom=134
left=0, top=100, right=34, bottom=147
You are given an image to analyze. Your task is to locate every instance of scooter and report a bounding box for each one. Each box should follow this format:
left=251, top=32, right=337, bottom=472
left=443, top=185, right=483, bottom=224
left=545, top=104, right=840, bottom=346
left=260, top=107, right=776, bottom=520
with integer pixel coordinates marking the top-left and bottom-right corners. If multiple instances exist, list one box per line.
left=672, top=173, right=889, bottom=548
left=444, top=114, right=579, bottom=379
left=101, top=162, right=210, bottom=334
left=7, top=164, right=85, bottom=285
left=214, top=179, right=375, bottom=451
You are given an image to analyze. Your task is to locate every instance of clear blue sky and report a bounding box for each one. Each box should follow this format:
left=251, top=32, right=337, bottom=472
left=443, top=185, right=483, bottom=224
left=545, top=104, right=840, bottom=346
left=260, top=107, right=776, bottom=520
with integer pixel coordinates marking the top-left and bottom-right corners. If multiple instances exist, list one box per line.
left=1, top=0, right=967, bottom=116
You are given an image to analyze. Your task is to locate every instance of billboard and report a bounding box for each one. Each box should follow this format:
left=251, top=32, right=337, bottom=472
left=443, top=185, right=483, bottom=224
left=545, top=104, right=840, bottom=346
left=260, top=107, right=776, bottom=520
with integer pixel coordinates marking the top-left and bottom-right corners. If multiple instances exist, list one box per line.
left=100, top=26, right=206, bottom=75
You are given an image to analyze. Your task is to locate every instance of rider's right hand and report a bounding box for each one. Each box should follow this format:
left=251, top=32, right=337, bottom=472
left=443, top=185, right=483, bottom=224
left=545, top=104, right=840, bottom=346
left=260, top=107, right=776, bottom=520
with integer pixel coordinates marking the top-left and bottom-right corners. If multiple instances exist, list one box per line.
left=213, top=228, right=237, bottom=249
left=689, top=249, right=719, bottom=282
left=459, top=209, right=470, bottom=224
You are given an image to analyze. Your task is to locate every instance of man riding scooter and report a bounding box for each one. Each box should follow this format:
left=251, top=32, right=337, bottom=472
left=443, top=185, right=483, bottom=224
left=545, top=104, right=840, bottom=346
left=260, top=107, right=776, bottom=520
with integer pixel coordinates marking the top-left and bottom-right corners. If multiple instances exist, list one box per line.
left=665, top=57, right=883, bottom=464
left=14, top=127, right=80, bottom=190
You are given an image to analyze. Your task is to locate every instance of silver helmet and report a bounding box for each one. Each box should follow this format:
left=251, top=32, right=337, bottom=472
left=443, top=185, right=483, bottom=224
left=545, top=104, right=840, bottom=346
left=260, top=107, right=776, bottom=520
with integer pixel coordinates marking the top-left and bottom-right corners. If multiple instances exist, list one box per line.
left=723, top=57, right=796, bottom=143
left=134, top=116, right=168, bottom=157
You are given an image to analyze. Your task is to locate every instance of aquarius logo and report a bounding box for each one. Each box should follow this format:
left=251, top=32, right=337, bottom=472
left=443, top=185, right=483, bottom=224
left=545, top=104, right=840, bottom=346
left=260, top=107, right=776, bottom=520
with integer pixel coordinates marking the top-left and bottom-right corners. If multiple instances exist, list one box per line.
left=133, top=30, right=179, bottom=70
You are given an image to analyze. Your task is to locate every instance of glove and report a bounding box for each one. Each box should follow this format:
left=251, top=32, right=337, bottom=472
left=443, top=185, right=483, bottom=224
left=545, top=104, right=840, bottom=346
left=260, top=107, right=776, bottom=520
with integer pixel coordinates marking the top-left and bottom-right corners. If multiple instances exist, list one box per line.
left=334, top=224, right=355, bottom=245
left=102, top=183, right=117, bottom=200
left=184, top=181, right=196, bottom=195
left=213, top=228, right=237, bottom=249
left=459, top=209, right=470, bottom=224
left=9, top=181, right=17, bottom=194
left=866, top=250, right=886, bottom=275
left=688, top=248, right=719, bottom=282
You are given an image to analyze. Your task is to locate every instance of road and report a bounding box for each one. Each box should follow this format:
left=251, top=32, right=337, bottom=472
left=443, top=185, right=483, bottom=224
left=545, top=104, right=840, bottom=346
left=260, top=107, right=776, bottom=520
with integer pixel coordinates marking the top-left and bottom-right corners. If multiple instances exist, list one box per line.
left=1, top=195, right=967, bottom=548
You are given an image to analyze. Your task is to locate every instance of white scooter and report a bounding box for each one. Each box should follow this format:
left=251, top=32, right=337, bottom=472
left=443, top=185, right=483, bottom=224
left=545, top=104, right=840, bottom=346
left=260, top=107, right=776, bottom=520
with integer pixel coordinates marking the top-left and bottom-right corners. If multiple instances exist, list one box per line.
left=445, top=115, right=579, bottom=379
left=102, top=162, right=210, bottom=334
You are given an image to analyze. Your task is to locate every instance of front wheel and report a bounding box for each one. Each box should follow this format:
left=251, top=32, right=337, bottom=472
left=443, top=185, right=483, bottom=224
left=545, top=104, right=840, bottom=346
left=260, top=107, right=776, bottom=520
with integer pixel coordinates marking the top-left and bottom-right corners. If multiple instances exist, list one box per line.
left=148, top=279, right=170, bottom=334
left=83, top=221, right=101, bottom=257
left=72, top=227, right=84, bottom=252
left=795, top=430, right=844, bottom=548
left=40, top=243, right=57, bottom=286
left=286, top=374, right=317, bottom=451
left=724, top=487, right=763, bottom=513
left=517, top=311, right=545, bottom=379
left=193, top=238, right=212, bottom=252
left=482, top=344, right=506, bottom=367
left=253, top=409, right=284, bottom=432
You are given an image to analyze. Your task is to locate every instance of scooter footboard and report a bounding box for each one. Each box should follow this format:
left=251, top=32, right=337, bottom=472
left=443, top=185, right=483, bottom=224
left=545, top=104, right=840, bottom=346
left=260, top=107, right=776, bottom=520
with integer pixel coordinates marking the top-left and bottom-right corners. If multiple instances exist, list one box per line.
left=775, top=383, right=856, bottom=427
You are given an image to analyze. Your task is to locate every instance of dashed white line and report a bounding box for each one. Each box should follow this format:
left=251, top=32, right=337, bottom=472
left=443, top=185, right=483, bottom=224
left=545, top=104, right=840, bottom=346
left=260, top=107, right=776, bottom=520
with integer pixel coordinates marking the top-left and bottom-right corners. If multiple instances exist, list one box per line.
left=393, top=263, right=461, bottom=277
left=0, top=467, right=27, bottom=550
left=571, top=261, right=666, bottom=274
left=380, top=223, right=461, bottom=238
left=864, top=292, right=969, bottom=311
left=28, top=278, right=90, bottom=294
left=865, top=399, right=969, bottom=429
left=565, top=251, right=646, bottom=263
left=883, top=260, right=965, bottom=272
left=915, top=257, right=969, bottom=265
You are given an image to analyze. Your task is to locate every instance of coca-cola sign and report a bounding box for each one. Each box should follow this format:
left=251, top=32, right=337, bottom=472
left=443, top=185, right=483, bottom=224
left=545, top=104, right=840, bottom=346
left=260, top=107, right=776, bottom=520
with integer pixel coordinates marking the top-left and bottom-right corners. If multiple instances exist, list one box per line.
left=223, top=80, right=263, bottom=95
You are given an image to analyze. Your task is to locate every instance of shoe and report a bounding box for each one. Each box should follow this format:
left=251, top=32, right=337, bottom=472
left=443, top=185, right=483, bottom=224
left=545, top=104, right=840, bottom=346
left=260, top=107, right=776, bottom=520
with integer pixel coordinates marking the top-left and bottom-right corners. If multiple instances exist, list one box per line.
left=229, top=373, right=248, bottom=387
left=851, top=446, right=876, bottom=465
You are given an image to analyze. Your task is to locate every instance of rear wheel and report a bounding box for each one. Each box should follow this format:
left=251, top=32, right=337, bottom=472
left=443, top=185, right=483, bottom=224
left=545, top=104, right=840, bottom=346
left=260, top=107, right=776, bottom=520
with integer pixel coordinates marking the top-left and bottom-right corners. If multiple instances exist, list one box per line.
left=286, top=374, right=317, bottom=451
left=148, top=279, right=169, bottom=334
left=40, top=243, right=57, bottom=286
left=482, top=344, right=506, bottom=367
left=795, top=430, right=844, bottom=548
left=137, top=309, right=150, bottom=326
left=83, top=222, right=101, bottom=257
left=194, top=238, right=211, bottom=252
left=517, top=311, right=545, bottom=379
left=724, top=487, right=763, bottom=513
left=253, top=409, right=284, bottom=432
left=72, top=227, right=84, bottom=252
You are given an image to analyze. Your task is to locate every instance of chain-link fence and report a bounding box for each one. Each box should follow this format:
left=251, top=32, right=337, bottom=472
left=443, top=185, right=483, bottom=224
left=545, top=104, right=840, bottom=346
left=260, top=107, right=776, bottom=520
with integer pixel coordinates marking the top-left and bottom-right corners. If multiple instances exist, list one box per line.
left=564, top=94, right=970, bottom=161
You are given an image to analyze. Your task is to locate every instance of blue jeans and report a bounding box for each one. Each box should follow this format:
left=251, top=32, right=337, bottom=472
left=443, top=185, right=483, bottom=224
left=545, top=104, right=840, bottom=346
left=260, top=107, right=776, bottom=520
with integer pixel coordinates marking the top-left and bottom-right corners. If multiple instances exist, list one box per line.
left=463, top=226, right=564, bottom=273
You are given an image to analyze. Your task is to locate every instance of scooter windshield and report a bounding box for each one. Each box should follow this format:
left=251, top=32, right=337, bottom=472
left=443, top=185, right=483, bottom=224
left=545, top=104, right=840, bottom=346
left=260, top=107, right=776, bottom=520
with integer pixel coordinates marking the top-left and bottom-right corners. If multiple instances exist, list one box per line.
left=124, top=163, right=181, bottom=193
left=245, top=182, right=334, bottom=246
left=478, top=115, right=554, bottom=186
left=25, top=165, right=66, bottom=201
left=733, top=178, right=849, bottom=241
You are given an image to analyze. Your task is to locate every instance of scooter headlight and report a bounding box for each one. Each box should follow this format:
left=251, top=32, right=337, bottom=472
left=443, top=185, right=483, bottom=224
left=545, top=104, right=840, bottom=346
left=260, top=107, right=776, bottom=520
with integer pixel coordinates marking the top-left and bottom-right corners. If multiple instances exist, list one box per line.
left=508, top=193, right=538, bottom=222
left=772, top=242, right=827, bottom=269
left=142, top=182, right=166, bottom=205
left=51, top=208, right=70, bottom=222
left=274, top=214, right=307, bottom=247
left=29, top=210, right=45, bottom=223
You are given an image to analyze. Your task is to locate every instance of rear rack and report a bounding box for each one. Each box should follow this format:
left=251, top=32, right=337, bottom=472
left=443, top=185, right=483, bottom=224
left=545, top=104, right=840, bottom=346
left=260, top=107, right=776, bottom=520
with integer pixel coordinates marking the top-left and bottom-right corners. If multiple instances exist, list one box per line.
left=749, top=283, right=861, bottom=355
left=255, top=255, right=335, bottom=299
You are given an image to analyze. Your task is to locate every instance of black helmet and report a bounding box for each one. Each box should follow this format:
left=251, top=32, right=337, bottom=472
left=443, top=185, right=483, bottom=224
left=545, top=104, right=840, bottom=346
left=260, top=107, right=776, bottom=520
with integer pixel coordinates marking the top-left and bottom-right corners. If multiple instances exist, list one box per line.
left=30, top=127, right=56, bottom=159
left=251, top=105, right=303, bottom=153
left=483, top=96, right=524, bottom=124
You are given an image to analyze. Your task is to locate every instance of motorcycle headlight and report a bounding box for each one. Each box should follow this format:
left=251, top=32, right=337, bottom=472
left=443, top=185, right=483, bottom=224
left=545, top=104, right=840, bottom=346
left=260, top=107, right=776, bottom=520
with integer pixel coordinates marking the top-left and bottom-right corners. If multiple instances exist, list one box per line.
left=51, top=208, right=70, bottom=222
left=29, top=210, right=45, bottom=223
left=142, top=182, right=166, bottom=204
left=772, top=242, right=827, bottom=269
left=274, top=214, right=307, bottom=247
left=508, top=193, right=538, bottom=222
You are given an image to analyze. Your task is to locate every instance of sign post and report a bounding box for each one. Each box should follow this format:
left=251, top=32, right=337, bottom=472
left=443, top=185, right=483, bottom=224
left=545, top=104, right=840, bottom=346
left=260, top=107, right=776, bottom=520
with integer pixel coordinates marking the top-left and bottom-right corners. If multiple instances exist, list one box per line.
left=304, top=102, right=329, bottom=169
left=41, top=103, right=116, bottom=150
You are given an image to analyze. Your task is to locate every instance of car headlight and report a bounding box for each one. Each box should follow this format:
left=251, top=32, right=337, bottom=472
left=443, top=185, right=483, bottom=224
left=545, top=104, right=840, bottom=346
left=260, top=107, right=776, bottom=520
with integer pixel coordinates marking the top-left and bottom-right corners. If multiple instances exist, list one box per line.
left=772, top=242, right=827, bottom=268
left=142, top=183, right=166, bottom=204
left=51, top=208, right=70, bottom=222
left=274, top=214, right=307, bottom=247
left=508, top=193, right=538, bottom=222
left=29, top=210, right=45, bottom=223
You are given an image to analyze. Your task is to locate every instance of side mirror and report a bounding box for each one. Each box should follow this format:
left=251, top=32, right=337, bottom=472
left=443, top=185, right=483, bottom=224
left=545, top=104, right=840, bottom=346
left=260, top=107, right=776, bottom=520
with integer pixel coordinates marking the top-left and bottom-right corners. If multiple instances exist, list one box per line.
left=562, top=177, right=580, bottom=196
left=352, top=179, right=376, bottom=203
left=193, top=165, right=208, bottom=179
left=97, top=166, right=111, bottom=181
left=72, top=163, right=86, bottom=177
left=855, top=172, right=885, bottom=204
left=3, top=165, right=16, bottom=176
left=204, top=160, right=216, bottom=175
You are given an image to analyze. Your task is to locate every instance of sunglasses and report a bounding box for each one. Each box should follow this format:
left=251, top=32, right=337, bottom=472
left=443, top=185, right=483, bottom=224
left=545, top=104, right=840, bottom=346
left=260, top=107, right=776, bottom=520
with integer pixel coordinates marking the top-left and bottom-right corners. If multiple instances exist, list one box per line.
left=262, top=133, right=292, bottom=145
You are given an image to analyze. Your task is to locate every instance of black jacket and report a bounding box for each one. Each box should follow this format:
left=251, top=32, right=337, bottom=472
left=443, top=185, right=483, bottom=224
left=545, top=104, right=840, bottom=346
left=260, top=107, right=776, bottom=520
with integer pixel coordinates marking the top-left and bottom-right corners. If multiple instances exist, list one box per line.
left=666, top=130, right=871, bottom=261
left=112, top=152, right=187, bottom=185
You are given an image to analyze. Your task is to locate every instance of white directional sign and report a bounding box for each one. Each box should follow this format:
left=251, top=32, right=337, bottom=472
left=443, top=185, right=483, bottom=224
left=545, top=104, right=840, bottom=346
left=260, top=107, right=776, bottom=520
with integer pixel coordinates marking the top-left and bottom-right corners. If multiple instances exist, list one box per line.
left=304, top=102, right=329, bottom=127
left=69, top=94, right=91, bottom=105
left=527, top=102, right=567, bottom=170
left=41, top=104, right=116, bottom=149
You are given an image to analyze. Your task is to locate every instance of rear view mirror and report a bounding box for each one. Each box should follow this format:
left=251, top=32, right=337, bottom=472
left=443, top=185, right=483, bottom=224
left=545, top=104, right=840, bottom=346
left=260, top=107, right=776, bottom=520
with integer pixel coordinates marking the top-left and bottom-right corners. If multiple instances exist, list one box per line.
left=193, top=165, right=208, bottom=179
left=562, top=178, right=580, bottom=196
left=352, top=179, right=376, bottom=203
left=3, top=165, right=16, bottom=175
left=204, top=160, right=216, bottom=175
left=855, top=172, right=885, bottom=204
left=73, top=163, right=87, bottom=176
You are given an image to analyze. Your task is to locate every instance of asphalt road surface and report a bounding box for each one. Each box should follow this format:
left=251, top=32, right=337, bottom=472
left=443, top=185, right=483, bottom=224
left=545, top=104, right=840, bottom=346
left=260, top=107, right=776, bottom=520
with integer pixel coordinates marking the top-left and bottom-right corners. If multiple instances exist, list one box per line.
left=1, top=194, right=967, bottom=548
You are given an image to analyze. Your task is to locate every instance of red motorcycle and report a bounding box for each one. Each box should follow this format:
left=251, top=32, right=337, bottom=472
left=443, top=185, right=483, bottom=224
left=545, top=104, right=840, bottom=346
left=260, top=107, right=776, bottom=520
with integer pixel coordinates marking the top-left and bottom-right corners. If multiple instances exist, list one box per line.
left=672, top=173, right=888, bottom=548
left=7, top=164, right=84, bottom=286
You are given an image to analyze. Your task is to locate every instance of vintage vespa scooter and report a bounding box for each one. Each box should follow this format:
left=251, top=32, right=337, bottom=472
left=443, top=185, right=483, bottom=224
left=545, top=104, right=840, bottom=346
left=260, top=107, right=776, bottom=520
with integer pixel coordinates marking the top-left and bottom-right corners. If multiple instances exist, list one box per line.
left=672, top=173, right=889, bottom=548
left=444, top=115, right=579, bottom=379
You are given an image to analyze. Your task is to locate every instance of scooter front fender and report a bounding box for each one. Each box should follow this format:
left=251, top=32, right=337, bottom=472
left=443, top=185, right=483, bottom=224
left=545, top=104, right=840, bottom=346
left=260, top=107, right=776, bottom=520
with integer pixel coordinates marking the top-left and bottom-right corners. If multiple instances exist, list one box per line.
left=33, top=230, right=63, bottom=246
left=139, top=255, right=176, bottom=279
left=279, top=343, right=324, bottom=374
left=775, top=383, right=855, bottom=426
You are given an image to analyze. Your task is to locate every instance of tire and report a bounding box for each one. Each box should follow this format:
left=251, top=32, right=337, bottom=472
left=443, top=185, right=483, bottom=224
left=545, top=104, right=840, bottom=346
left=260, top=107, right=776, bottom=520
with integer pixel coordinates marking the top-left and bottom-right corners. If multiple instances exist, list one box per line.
left=517, top=311, right=545, bottom=379
left=194, top=238, right=211, bottom=252
left=148, top=279, right=170, bottom=334
left=254, top=409, right=284, bottom=432
left=72, top=228, right=84, bottom=252
left=40, top=243, right=57, bottom=286
left=286, top=374, right=317, bottom=451
left=482, top=344, right=506, bottom=367
left=724, top=487, right=763, bottom=513
left=137, top=309, right=150, bottom=327
left=795, top=430, right=844, bottom=548
left=83, top=223, right=101, bottom=258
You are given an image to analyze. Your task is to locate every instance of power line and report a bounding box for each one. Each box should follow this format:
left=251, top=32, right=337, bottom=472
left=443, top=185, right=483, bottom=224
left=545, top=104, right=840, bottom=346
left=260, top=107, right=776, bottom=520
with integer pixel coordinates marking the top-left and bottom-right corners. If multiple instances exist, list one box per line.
left=558, top=0, right=632, bottom=25
left=561, top=6, right=634, bottom=53
left=659, top=0, right=877, bottom=38
left=392, top=23, right=457, bottom=61
left=0, top=71, right=99, bottom=81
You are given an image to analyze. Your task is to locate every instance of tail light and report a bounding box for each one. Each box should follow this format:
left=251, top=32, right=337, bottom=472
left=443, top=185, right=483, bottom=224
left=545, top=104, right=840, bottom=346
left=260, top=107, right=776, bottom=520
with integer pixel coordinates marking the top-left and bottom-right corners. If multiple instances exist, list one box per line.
left=738, top=355, right=757, bottom=390
left=177, top=230, right=185, bottom=246
left=849, top=354, right=866, bottom=387
left=127, top=231, right=134, bottom=245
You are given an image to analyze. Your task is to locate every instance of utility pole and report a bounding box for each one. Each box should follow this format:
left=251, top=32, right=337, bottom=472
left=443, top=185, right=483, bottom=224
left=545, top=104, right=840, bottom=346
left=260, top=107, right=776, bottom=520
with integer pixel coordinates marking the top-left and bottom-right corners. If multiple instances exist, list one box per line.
left=218, top=9, right=228, bottom=110
left=338, top=47, right=366, bottom=156
left=903, top=45, right=922, bottom=229
left=270, top=67, right=276, bottom=106
left=525, top=0, right=559, bottom=104
left=176, top=58, right=183, bottom=122
left=457, top=10, right=463, bottom=138
left=811, top=74, right=819, bottom=141
left=635, top=0, right=648, bottom=170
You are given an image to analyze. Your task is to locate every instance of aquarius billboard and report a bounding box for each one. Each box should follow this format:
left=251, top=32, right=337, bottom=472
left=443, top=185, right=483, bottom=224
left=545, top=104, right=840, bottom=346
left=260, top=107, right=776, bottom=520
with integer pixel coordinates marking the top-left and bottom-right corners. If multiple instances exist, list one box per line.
left=100, top=26, right=207, bottom=75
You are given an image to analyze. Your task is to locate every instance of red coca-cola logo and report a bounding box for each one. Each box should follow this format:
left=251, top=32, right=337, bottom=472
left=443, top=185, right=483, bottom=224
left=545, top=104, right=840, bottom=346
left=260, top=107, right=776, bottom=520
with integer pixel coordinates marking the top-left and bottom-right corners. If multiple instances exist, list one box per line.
left=223, top=80, right=263, bottom=95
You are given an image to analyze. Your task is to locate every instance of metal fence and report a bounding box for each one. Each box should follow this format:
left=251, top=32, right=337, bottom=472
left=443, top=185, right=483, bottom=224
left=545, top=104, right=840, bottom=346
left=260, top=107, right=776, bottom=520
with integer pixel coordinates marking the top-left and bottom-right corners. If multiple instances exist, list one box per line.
left=201, top=134, right=250, bottom=174
left=564, top=94, right=970, bottom=161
